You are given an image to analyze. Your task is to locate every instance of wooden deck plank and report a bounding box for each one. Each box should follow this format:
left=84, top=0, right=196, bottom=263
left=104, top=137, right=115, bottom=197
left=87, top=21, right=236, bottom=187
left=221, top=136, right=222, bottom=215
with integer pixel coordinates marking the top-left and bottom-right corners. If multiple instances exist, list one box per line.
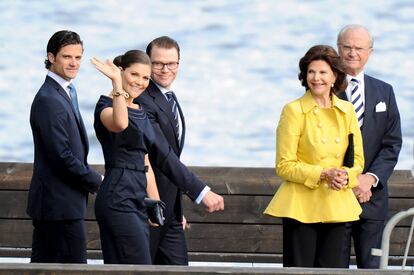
left=1, top=163, right=412, bottom=196
left=1, top=191, right=413, bottom=226
left=1, top=220, right=414, bottom=256
left=0, top=263, right=411, bottom=274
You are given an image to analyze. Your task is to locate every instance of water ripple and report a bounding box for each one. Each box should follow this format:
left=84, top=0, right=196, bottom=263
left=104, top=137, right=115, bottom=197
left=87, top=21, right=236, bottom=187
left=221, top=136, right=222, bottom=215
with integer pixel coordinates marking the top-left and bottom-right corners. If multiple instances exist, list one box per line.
left=0, top=0, right=413, bottom=169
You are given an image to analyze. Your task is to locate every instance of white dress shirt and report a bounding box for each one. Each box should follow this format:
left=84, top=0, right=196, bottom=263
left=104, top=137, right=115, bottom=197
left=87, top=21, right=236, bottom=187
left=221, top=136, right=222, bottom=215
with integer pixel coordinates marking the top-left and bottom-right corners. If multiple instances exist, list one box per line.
left=346, top=71, right=379, bottom=187
left=47, top=71, right=73, bottom=97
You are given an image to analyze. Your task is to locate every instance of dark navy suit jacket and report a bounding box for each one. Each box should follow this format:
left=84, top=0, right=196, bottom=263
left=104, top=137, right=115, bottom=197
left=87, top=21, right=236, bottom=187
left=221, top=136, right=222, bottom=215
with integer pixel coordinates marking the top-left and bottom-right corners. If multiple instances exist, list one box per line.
left=135, top=80, right=190, bottom=222
left=27, top=76, right=102, bottom=220
left=339, top=74, right=402, bottom=220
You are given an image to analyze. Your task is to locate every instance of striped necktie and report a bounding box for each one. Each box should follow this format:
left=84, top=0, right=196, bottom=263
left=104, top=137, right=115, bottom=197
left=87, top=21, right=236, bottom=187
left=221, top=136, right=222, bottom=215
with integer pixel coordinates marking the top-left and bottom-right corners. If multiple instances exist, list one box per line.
left=68, top=83, right=81, bottom=122
left=165, top=91, right=180, bottom=142
left=350, top=78, right=364, bottom=127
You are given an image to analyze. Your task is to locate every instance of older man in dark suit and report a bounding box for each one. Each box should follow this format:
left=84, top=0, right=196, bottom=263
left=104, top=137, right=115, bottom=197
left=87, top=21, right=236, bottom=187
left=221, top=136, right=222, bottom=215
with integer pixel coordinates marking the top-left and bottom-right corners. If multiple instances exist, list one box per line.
left=337, top=24, right=402, bottom=268
left=135, top=36, right=224, bottom=265
left=27, top=30, right=102, bottom=263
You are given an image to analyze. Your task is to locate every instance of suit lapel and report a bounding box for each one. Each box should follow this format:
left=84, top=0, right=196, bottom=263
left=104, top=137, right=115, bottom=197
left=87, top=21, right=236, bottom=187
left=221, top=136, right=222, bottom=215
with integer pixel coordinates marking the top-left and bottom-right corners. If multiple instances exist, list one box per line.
left=46, top=76, right=72, bottom=107
left=45, top=76, right=89, bottom=151
left=148, top=82, right=172, bottom=115
left=147, top=81, right=182, bottom=148
left=338, top=91, right=348, bottom=101
left=78, top=116, right=89, bottom=152
left=175, top=94, right=186, bottom=152
left=169, top=91, right=186, bottom=152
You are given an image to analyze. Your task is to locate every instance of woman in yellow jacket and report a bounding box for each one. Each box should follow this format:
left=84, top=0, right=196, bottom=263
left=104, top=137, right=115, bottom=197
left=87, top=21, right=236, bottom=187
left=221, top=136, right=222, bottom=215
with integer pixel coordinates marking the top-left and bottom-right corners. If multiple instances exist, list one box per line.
left=264, top=45, right=364, bottom=268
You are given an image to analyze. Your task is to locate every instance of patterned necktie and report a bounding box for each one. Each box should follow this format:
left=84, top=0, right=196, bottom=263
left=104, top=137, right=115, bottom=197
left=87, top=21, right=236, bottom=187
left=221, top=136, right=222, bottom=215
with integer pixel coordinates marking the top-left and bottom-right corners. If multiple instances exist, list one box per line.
left=165, top=91, right=180, bottom=142
left=68, top=83, right=81, bottom=121
left=350, top=78, right=364, bottom=127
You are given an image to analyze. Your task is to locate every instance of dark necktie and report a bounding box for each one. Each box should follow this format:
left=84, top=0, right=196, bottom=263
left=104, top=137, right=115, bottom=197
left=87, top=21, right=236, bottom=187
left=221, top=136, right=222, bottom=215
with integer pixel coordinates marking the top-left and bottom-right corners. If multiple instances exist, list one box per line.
left=68, top=83, right=81, bottom=121
left=165, top=91, right=180, bottom=142
left=350, top=78, right=364, bottom=127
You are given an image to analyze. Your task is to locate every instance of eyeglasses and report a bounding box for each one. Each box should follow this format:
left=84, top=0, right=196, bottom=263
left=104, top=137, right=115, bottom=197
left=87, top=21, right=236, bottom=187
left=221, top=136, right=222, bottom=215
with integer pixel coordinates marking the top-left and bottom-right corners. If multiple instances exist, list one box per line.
left=339, top=44, right=372, bottom=54
left=152, top=62, right=179, bottom=70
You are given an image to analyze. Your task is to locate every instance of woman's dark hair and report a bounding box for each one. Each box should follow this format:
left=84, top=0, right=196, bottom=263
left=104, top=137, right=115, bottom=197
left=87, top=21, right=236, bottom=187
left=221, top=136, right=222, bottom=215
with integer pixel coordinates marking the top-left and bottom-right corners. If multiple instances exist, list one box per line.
left=45, top=30, right=83, bottom=69
left=113, top=50, right=151, bottom=69
left=146, top=36, right=180, bottom=60
left=298, top=45, right=347, bottom=94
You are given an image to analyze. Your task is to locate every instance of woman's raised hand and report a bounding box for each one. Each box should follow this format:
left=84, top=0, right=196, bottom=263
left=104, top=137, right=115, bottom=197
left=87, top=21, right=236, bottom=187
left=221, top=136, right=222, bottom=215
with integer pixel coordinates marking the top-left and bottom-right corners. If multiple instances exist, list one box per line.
left=90, top=57, right=122, bottom=82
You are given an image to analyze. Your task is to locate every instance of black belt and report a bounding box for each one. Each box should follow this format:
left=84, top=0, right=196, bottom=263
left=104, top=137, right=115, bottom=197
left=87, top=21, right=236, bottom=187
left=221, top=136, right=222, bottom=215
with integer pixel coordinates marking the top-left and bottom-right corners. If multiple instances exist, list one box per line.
left=105, top=162, right=148, bottom=172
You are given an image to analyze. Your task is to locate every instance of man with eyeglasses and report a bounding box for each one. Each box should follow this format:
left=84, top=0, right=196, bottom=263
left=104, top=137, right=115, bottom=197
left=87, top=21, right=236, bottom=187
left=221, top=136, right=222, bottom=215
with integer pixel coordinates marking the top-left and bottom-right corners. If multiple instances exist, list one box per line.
left=337, top=24, right=402, bottom=268
left=135, top=36, right=224, bottom=265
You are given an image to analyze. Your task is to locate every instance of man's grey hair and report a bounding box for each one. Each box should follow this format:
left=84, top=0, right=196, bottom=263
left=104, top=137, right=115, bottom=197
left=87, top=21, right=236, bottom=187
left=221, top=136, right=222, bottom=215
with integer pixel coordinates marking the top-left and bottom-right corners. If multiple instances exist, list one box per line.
left=337, top=24, right=374, bottom=48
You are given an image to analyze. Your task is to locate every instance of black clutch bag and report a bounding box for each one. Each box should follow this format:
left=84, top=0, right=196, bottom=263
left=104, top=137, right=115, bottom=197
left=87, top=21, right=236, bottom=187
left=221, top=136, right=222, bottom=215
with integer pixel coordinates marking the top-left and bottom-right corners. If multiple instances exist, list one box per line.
left=343, top=133, right=354, bottom=168
left=144, top=197, right=166, bottom=226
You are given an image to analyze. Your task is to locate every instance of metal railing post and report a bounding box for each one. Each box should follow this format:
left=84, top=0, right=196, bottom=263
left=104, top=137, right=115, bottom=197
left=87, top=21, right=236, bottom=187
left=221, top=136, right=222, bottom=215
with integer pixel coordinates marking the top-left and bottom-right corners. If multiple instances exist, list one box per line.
left=402, top=217, right=414, bottom=268
left=375, top=207, right=414, bottom=269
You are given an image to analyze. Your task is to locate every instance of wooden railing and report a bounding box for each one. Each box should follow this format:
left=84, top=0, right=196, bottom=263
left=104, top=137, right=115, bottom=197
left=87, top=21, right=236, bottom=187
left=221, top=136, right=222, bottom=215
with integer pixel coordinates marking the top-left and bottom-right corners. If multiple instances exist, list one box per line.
left=0, top=162, right=413, bottom=268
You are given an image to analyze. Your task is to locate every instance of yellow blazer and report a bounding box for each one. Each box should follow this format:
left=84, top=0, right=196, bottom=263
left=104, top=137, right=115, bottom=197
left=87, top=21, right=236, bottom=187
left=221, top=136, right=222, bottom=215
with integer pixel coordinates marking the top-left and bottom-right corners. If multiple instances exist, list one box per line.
left=264, top=91, right=364, bottom=223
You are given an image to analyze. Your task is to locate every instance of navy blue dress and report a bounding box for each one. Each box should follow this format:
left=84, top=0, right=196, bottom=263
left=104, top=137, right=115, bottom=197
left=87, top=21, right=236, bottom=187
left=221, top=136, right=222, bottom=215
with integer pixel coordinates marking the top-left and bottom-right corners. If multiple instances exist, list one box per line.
left=94, top=96, right=155, bottom=264
left=94, top=95, right=207, bottom=264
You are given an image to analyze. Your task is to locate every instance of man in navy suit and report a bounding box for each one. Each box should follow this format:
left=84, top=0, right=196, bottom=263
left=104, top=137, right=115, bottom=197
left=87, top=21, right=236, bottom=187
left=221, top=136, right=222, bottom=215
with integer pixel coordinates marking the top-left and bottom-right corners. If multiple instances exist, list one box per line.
left=135, top=36, right=224, bottom=265
left=337, top=24, right=402, bottom=268
left=27, top=30, right=102, bottom=263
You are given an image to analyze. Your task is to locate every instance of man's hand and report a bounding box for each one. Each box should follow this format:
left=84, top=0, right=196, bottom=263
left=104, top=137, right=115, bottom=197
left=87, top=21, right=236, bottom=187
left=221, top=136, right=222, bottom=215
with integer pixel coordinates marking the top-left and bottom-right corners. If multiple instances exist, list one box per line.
left=352, top=174, right=375, bottom=203
left=202, top=191, right=224, bottom=213
left=148, top=219, right=159, bottom=227
left=355, top=189, right=372, bottom=203
left=182, top=215, right=189, bottom=230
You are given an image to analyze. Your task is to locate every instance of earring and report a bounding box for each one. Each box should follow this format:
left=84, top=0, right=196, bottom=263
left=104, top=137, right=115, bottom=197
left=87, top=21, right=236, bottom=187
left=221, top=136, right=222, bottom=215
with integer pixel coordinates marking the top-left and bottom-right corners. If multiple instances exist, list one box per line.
left=331, top=83, right=334, bottom=87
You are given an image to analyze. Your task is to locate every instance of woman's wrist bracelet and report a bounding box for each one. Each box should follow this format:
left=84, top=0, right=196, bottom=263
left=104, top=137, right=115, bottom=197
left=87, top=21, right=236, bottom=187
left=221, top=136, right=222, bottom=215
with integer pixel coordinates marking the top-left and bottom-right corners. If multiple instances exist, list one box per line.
left=112, top=90, right=130, bottom=99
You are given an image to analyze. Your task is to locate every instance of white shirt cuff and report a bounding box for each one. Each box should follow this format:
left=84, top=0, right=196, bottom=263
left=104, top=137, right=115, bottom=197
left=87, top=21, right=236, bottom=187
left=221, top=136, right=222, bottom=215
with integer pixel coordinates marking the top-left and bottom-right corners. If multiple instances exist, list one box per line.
left=195, top=186, right=211, bottom=204
left=366, top=172, right=379, bottom=187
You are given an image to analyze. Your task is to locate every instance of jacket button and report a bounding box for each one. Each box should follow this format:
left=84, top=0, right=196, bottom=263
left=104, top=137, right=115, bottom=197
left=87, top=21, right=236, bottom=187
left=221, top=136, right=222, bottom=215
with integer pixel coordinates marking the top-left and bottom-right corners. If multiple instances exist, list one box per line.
left=317, top=123, right=323, bottom=128
left=322, top=138, right=327, bottom=144
left=313, top=109, right=319, bottom=115
left=335, top=137, right=340, bottom=143
left=336, top=153, right=341, bottom=158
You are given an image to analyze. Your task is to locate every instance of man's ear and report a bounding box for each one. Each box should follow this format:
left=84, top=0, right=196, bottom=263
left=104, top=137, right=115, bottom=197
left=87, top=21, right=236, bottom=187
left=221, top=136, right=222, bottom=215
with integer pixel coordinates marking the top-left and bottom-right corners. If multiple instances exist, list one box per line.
left=47, top=52, right=55, bottom=64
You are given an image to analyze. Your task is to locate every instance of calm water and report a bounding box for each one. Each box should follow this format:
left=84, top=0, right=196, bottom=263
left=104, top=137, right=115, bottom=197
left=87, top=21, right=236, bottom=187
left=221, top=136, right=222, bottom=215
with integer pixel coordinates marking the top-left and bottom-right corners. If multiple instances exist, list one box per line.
left=1, top=0, right=413, bottom=169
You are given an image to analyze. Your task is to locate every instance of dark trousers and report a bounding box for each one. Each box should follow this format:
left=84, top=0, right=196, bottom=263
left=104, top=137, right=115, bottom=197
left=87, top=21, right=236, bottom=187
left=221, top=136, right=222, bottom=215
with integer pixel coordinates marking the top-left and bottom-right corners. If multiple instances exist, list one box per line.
left=150, top=218, right=188, bottom=265
left=31, top=219, right=87, bottom=263
left=283, top=218, right=349, bottom=268
left=345, top=219, right=385, bottom=268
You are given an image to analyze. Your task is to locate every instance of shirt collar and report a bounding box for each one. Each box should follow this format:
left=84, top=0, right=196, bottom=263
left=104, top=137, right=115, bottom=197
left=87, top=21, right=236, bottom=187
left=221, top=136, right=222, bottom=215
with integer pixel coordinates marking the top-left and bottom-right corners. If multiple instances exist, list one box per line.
left=346, top=71, right=364, bottom=84
left=153, top=81, right=173, bottom=96
left=300, top=90, right=348, bottom=114
left=47, top=71, right=72, bottom=91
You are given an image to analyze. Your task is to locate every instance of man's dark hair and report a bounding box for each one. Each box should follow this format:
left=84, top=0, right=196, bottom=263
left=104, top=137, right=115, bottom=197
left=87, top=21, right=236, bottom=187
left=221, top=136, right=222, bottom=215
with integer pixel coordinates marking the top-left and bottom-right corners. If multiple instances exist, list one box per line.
left=44, top=30, right=83, bottom=69
left=146, top=36, right=180, bottom=60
